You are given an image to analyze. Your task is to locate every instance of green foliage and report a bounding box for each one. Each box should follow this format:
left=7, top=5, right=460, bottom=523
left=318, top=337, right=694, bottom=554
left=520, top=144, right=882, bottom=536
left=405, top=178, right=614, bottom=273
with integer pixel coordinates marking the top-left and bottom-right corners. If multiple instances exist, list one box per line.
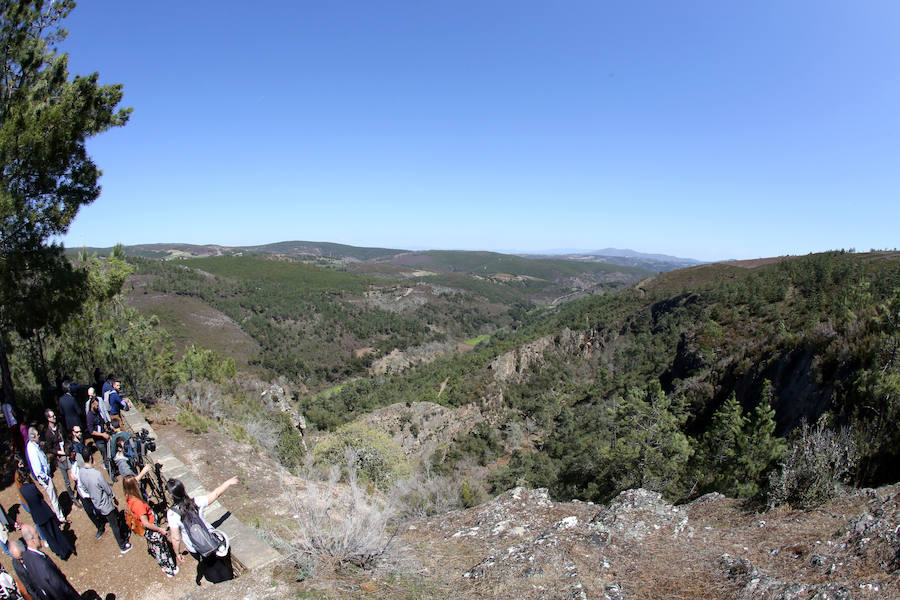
left=301, top=337, right=516, bottom=429
left=695, top=393, right=745, bottom=495
left=177, top=407, right=216, bottom=434
left=403, top=250, right=650, bottom=280
left=434, top=422, right=503, bottom=473
left=0, top=0, right=130, bottom=401
left=176, top=344, right=236, bottom=384
left=464, top=334, right=491, bottom=346
left=849, top=290, right=900, bottom=483
left=131, top=255, right=433, bottom=386
left=459, top=479, right=485, bottom=508
left=274, top=411, right=306, bottom=473
left=735, top=381, right=786, bottom=497
left=489, top=450, right=559, bottom=493
left=606, top=383, right=692, bottom=497
left=313, top=423, right=409, bottom=488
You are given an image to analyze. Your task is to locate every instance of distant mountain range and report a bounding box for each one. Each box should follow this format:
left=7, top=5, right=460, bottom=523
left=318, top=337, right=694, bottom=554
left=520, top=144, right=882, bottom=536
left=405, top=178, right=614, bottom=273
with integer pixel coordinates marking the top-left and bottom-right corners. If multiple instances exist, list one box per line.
left=517, top=248, right=704, bottom=272
left=67, top=241, right=701, bottom=273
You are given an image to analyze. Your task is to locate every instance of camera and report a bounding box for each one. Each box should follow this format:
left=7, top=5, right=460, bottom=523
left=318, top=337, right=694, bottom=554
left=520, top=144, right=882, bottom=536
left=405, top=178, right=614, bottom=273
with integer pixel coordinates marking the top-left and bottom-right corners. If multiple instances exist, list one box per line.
left=135, top=428, right=157, bottom=454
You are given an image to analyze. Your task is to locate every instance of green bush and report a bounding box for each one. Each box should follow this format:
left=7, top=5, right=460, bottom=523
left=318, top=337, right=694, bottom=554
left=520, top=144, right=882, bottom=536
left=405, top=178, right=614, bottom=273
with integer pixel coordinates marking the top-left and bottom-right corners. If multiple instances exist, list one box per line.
left=459, top=479, right=485, bottom=508
left=434, top=422, right=503, bottom=473
left=274, top=412, right=306, bottom=473
left=176, top=407, right=216, bottom=434
left=313, top=423, right=409, bottom=488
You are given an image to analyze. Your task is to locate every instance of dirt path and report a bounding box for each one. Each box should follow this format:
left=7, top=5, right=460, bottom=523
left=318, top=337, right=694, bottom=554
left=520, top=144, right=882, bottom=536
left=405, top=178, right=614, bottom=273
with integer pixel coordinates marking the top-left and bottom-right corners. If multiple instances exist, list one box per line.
left=0, top=460, right=206, bottom=599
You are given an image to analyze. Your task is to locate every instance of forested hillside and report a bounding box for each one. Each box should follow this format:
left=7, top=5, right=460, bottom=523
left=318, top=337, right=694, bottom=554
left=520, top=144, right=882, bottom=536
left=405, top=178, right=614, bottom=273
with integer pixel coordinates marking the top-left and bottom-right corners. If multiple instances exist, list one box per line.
left=123, top=252, right=646, bottom=391
left=16, top=246, right=897, bottom=512
left=301, top=250, right=900, bottom=505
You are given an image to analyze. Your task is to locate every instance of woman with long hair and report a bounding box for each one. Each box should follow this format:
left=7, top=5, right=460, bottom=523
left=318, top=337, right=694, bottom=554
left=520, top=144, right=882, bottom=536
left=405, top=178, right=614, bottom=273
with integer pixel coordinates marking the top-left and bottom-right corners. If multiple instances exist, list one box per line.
left=165, top=476, right=238, bottom=585
left=13, top=459, right=30, bottom=516
left=122, top=475, right=177, bottom=577
left=16, top=468, right=74, bottom=560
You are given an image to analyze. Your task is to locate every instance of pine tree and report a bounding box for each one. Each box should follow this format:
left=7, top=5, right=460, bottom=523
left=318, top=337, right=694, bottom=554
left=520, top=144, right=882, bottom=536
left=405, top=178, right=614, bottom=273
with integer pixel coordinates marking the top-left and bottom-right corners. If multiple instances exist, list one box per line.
left=737, top=380, right=786, bottom=497
left=0, top=1, right=130, bottom=401
left=700, top=392, right=746, bottom=495
left=609, top=381, right=692, bottom=499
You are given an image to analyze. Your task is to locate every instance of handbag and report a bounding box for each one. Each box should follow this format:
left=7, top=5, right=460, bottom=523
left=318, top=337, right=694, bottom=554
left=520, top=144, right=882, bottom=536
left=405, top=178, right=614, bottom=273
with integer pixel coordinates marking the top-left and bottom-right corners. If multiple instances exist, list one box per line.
left=125, top=508, right=145, bottom=536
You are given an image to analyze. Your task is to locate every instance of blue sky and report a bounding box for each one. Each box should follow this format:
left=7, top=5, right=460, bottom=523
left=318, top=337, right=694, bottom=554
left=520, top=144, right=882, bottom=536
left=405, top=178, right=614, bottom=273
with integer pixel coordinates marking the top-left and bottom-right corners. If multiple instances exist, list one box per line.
left=58, top=1, right=899, bottom=261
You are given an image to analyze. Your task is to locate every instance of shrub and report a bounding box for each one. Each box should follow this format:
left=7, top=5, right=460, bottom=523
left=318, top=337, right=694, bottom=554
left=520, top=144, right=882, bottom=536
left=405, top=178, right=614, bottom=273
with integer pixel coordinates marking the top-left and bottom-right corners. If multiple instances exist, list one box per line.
left=459, top=479, right=485, bottom=508
left=274, top=412, right=306, bottom=473
left=313, top=422, right=409, bottom=489
left=434, top=421, right=503, bottom=473
left=768, top=419, right=857, bottom=509
left=285, top=451, right=395, bottom=571
left=389, top=467, right=462, bottom=518
left=176, top=407, right=216, bottom=434
left=171, top=379, right=225, bottom=420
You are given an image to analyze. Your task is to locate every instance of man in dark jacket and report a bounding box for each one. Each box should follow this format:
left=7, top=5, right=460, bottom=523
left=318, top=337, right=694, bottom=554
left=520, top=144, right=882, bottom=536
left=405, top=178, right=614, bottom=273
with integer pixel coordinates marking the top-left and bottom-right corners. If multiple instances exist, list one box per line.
left=58, top=380, right=82, bottom=434
left=9, top=537, right=41, bottom=600
left=21, top=524, right=80, bottom=599
left=106, top=377, right=131, bottom=419
left=42, top=408, right=75, bottom=503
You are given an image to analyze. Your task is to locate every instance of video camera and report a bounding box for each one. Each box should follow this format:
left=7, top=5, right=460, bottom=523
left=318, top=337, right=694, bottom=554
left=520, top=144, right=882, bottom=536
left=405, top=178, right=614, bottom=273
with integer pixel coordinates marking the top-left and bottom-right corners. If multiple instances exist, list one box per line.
left=134, top=428, right=157, bottom=454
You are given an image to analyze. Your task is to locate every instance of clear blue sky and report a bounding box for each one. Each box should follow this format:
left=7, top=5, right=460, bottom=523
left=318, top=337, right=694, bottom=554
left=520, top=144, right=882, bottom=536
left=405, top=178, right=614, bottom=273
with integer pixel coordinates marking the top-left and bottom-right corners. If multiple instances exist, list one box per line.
left=58, top=1, right=899, bottom=262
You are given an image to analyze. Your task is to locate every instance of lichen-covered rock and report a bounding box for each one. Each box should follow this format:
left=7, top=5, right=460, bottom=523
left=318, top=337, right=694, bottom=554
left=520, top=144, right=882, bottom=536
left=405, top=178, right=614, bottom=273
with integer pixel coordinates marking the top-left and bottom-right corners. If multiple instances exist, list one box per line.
left=719, top=554, right=854, bottom=600
left=488, top=329, right=597, bottom=382
left=839, top=490, right=900, bottom=570
left=589, top=488, right=690, bottom=542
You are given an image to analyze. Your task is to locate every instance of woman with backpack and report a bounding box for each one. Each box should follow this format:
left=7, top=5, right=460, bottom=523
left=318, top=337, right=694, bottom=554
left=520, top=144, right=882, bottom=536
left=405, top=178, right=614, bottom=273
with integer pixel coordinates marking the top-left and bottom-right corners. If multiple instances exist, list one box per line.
left=122, top=475, right=178, bottom=577
left=165, top=476, right=238, bottom=585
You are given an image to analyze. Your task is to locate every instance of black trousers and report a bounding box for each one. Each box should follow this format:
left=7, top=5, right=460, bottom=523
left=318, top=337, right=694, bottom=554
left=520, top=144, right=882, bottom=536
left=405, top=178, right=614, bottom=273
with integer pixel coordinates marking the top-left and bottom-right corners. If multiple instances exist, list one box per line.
left=80, top=495, right=105, bottom=533
left=102, top=508, right=128, bottom=550
left=94, top=438, right=113, bottom=478
left=189, top=551, right=234, bottom=584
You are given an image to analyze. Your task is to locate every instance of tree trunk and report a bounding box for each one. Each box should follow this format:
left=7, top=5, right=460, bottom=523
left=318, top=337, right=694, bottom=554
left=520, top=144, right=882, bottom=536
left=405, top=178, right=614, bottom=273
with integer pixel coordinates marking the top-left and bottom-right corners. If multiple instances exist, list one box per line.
left=0, top=331, right=16, bottom=404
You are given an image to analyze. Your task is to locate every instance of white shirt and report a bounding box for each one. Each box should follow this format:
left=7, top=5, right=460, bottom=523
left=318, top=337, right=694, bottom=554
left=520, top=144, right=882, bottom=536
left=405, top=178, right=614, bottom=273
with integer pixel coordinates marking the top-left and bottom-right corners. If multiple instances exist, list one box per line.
left=167, top=496, right=213, bottom=554
left=70, top=462, right=90, bottom=498
left=26, top=439, right=50, bottom=482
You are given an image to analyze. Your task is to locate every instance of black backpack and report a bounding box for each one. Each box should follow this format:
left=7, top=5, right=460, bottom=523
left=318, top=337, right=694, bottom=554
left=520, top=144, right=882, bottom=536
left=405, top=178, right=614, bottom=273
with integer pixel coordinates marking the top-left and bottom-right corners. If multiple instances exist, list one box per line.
left=175, top=505, right=222, bottom=558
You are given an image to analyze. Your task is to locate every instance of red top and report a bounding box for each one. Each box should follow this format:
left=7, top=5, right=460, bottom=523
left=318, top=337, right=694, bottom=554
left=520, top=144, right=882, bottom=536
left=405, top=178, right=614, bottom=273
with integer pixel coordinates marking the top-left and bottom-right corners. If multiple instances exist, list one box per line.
left=126, top=496, right=154, bottom=525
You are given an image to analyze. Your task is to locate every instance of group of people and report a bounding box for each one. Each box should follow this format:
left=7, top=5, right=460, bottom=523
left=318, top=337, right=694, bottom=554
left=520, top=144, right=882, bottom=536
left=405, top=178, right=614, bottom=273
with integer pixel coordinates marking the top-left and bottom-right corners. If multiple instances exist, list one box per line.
left=1, top=374, right=241, bottom=598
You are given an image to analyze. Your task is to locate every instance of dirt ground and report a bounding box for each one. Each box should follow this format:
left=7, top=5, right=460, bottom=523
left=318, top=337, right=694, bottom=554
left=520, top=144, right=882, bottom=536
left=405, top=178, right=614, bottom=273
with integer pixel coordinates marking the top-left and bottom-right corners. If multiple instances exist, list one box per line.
left=0, top=453, right=203, bottom=599
left=0, top=403, right=298, bottom=600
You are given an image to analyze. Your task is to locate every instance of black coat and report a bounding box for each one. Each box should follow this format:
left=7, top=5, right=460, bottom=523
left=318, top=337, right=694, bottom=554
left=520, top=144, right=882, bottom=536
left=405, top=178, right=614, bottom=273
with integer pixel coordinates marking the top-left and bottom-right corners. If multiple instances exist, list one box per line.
left=11, top=556, right=41, bottom=600
left=58, top=393, right=82, bottom=433
left=19, top=484, right=73, bottom=560
left=18, top=484, right=53, bottom=527
left=21, top=548, right=80, bottom=599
